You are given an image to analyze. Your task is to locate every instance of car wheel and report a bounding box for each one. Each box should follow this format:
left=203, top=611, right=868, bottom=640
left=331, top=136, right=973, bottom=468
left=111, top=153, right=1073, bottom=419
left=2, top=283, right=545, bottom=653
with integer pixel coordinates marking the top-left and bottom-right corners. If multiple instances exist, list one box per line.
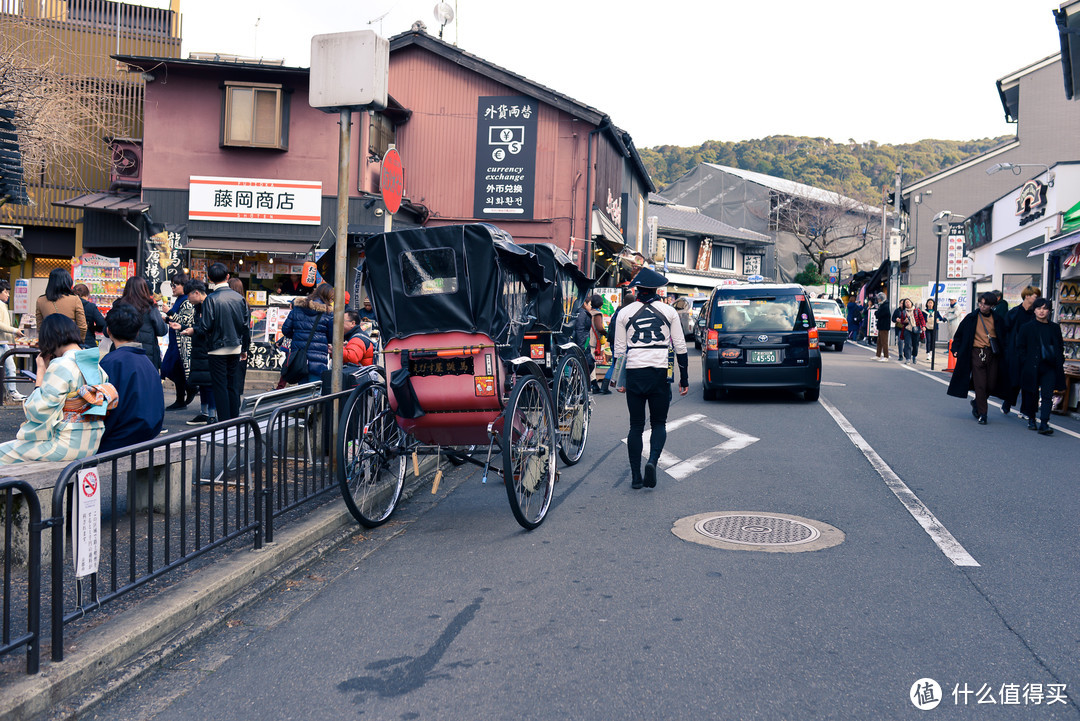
left=834, top=341, right=844, bottom=352
left=804, top=387, right=820, bottom=402
left=703, top=386, right=719, bottom=401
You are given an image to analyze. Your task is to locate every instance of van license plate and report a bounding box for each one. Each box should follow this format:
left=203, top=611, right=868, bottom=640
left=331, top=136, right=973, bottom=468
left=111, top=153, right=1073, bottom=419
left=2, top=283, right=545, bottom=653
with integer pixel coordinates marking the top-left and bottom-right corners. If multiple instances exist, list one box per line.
left=749, top=350, right=778, bottom=364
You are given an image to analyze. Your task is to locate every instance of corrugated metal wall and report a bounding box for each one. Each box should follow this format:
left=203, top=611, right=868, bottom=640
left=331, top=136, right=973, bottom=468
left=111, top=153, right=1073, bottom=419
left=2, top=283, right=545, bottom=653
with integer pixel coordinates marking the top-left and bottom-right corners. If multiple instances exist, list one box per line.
left=388, top=47, right=569, bottom=230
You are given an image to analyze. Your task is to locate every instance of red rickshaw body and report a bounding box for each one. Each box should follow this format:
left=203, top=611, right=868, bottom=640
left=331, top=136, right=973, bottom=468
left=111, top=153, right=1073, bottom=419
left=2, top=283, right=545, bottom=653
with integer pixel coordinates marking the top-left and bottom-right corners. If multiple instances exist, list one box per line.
left=384, top=331, right=505, bottom=446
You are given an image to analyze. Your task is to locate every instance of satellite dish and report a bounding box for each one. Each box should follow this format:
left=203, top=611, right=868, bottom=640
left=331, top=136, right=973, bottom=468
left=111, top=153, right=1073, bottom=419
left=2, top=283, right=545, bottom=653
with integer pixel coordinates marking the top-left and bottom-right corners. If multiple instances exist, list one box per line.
left=434, top=2, right=455, bottom=26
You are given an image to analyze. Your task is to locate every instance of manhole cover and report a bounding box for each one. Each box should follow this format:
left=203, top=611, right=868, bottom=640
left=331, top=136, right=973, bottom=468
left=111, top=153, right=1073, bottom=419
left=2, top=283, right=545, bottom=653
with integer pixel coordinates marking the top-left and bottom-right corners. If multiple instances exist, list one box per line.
left=695, top=514, right=820, bottom=546
left=673, top=512, right=844, bottom=553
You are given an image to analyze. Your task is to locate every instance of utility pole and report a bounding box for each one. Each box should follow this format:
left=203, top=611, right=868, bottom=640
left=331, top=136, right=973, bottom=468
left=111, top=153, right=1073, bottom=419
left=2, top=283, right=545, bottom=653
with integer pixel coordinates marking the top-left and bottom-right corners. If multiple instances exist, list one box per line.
left=890, top=166, right=902, bottom=304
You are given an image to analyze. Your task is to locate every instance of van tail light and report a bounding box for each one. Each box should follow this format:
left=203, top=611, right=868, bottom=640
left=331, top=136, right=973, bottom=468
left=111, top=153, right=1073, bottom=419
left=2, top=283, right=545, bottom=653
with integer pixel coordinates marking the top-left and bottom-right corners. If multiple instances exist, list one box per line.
left=707, top=330, right=718, bottom=351
left=809, top=326, right=819, bottom=350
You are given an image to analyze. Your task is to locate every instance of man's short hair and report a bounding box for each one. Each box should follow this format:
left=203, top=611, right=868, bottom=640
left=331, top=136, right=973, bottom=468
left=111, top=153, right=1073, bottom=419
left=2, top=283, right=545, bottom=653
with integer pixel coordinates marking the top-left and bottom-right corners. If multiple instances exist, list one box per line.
left=73, top=283, right=91, bottom=298
left=588, top=293, right=604, bottom=309
left=1021, top=286, right=1041, bottom=300
left=979, top=292, right=998, bottom=306
left=184, top=279, right=207, bottom=296
left=207, top=262, right=229, bottom=284
left=344, top=309, right=360, bottom=324
left=106, top=303, right=143, bottom=342
left=0, top=279, right=9, bottom=292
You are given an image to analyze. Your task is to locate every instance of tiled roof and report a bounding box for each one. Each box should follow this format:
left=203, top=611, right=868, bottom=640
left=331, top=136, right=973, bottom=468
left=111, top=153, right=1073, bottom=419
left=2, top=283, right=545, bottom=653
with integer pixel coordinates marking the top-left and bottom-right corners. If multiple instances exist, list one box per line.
left=649, top=201, right=770, bottom=244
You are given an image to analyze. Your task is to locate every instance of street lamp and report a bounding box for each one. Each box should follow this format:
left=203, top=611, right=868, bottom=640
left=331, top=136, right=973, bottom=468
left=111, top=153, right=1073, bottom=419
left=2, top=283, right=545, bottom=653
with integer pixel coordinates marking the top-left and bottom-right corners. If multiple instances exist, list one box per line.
left=930, top=211, right=964, bottom=371
left=986, top=162, right=1055, bottom=186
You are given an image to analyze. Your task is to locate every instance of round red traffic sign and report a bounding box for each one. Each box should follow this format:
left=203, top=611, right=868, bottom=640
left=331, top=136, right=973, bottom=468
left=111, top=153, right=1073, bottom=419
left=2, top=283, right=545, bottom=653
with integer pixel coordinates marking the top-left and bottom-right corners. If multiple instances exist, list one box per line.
left=380, top=148, right=404, bottom=215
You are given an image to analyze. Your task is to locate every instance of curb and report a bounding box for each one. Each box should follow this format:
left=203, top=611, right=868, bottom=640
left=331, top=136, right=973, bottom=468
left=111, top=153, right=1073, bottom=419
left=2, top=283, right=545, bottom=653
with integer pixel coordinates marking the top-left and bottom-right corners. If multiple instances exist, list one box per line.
left=0, top=459, right=441, bottom=721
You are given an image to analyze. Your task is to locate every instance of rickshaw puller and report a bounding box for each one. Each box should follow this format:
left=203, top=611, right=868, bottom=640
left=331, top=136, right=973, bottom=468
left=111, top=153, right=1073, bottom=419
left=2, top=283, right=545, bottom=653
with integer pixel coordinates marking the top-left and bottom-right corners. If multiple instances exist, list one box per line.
left=614, top=267, right=689, bottom=489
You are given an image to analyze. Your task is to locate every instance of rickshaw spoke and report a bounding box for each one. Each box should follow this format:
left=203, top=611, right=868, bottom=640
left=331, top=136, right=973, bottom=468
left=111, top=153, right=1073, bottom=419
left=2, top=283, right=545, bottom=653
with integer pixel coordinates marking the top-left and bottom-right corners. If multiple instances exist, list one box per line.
left=338, top=378, right=405, bottom=528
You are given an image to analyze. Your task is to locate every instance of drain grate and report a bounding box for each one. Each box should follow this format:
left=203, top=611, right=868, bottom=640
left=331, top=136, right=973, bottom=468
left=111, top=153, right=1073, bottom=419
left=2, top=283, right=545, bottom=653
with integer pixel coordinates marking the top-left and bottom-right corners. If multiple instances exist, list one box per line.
left=694, top=514, right=820, bottom=546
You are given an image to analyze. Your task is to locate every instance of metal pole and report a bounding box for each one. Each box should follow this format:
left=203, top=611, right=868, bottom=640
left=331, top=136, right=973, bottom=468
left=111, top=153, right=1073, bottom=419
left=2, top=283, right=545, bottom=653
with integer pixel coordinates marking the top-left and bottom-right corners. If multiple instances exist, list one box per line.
left=331, top=108, right=352, bottom=395
left=931, top=223, right=944, bottom=371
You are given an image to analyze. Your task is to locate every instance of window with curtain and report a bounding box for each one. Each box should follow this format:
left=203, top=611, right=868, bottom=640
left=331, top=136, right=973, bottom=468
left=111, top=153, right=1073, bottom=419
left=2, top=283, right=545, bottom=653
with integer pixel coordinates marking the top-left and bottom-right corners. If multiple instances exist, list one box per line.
left=223, top=82, right=289, bottom=150
left=711, top=244, right=735, bottom=271
left=666, top=238, right=685, bottom=265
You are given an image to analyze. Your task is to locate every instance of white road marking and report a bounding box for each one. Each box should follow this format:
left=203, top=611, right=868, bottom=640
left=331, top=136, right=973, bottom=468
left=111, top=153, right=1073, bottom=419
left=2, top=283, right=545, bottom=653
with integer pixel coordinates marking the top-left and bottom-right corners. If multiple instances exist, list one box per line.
left=817, top=395, right=980, bottom=567
left=621, top=413, right=759, bottom=480
left=899, top=363, right=1080, bottom=440
left=821, top=381, right=846, bottom=386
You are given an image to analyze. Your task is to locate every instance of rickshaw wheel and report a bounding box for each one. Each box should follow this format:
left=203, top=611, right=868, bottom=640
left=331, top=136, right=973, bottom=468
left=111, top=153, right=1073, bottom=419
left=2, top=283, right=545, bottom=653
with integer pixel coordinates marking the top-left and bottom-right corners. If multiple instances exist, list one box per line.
left=338, top=378, right=406, bottom=528
left=554, top=352, right=590, bottom=465
left=502, top=375, right=556, bottom=530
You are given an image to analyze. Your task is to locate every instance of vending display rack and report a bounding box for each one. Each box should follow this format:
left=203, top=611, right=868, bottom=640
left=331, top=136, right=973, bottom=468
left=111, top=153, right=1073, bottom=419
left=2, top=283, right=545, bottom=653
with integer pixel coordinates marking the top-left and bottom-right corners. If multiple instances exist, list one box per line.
left=1054, top=279, right=1080, bottom=414
left=72, top=253, right=135, bottom=314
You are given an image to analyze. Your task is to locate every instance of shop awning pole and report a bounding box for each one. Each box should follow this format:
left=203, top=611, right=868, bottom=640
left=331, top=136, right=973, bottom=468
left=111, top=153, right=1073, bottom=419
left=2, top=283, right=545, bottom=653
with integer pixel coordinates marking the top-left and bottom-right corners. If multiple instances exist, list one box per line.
left=331, top=108, right=352, bottom=395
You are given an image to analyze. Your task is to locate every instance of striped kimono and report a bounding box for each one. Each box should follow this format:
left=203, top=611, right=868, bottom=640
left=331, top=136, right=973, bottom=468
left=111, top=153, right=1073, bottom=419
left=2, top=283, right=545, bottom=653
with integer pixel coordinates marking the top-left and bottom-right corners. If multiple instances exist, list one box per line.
left=0, top=348, right=116, bottom=464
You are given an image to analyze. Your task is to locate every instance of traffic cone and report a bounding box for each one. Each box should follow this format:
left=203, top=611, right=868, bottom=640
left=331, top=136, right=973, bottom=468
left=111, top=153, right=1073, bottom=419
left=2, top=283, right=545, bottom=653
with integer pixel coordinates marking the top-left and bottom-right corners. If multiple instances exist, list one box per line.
left=945, top=340, right=956, bottom=372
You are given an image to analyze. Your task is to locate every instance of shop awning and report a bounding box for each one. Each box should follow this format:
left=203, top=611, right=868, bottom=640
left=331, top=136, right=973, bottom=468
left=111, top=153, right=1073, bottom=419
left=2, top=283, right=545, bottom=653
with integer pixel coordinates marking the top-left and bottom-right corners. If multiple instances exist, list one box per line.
left=1027, top=232, right=1080, bottom=257
left=591, top=209, right=625, bottom=255
left=53, top=191, right=149, bottom=214
left=185, top=237, right=316, bottom=254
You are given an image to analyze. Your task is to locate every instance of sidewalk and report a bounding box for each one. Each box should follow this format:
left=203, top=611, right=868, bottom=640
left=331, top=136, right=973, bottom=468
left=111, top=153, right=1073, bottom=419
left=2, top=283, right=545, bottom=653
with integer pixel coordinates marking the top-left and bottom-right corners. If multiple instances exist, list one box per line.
left=0, top=377, right=444, bottom=721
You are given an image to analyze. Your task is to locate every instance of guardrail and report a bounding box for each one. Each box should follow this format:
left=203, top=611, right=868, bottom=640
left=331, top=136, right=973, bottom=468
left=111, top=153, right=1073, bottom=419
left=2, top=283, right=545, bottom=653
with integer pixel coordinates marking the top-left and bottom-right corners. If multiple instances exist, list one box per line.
left=48, top=417, right=263, bottom=663
left=262, top=387, right=353, bottom=544
left=0, top=347, right=39, bottom=404
left=1, top=478, right=42, bottom=674
left=0, top=379, right=384, bottom=674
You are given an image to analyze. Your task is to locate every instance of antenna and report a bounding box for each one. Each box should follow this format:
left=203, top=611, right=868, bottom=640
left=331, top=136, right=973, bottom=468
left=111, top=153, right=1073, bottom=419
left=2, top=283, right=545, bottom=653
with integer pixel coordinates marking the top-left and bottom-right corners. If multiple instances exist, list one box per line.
left=433, top=2, right=455, bottom=39
left=253, top=17, right=260, bottom=58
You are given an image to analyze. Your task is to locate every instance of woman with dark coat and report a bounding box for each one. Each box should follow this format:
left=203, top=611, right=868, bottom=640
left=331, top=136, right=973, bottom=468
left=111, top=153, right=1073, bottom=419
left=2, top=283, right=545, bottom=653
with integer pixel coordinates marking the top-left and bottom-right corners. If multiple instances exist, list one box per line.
left=281, top=282, right=335, bottom=384
left=1016, top=298, right=1066, bottom=434
left=112, top=276, right=168, bottom=370
left=73, top=284, right=107, bottom=347
left=1001, top=286, right=1040, bottom=417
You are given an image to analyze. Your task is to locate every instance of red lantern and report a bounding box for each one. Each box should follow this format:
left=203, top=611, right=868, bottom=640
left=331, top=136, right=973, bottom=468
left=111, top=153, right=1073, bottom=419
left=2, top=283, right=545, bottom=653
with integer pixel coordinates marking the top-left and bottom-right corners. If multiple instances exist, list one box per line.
left=301, top=261, right=318, bottom=287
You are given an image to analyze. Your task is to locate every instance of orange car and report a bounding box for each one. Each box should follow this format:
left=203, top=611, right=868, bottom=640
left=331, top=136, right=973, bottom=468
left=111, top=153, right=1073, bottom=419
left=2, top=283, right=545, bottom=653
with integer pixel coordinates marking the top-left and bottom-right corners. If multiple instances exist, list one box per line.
left=810, top=299, right=848, bottom=351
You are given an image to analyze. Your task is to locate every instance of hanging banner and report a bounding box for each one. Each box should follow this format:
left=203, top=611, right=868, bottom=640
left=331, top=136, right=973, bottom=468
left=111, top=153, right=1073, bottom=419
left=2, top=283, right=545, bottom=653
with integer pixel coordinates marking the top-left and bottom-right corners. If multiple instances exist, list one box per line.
left=13, top=278, right=29, bottom=314
left=473, top=96, right=537, bottom=220
left=947, top=224, right=966, bottom=280
left=74, top=468, right=101, bottom=579
left=145, top=223, right=188, bottom=293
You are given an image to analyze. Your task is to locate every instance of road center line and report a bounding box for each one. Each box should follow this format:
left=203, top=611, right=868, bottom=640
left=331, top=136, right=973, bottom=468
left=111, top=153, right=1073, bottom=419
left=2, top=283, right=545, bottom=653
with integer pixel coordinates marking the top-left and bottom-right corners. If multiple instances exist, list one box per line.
left=817, top=395, right=980, bottom=567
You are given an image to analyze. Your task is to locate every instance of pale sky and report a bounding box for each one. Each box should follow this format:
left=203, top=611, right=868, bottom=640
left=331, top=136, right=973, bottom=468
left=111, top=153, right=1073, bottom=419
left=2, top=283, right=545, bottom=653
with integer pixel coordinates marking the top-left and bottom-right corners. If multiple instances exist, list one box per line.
left=159, top=0, right=1062, bottom=149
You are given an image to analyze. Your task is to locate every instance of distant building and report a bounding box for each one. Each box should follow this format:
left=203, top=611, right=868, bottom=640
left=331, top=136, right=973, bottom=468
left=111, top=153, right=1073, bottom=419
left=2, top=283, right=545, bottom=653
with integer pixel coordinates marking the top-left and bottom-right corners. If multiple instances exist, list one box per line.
left=901, top=53, right=1080, bottom=304
left=0, top=0, right=181, bottom=292
left=646, top=195, right=771, bottom=294
left=660, top=163, right=883, bottom=283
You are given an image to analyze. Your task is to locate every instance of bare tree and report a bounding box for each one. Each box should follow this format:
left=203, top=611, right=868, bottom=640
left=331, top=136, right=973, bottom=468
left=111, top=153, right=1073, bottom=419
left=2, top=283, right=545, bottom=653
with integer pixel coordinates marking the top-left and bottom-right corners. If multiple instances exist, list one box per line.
left=769, top=193, right=881, bottom=276
left=0, top=17, right=130, bottom=206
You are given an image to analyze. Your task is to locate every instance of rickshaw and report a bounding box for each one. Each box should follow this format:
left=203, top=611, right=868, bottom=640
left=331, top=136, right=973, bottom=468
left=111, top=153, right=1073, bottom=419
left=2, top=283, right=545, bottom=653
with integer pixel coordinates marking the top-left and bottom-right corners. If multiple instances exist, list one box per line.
left=520, top=243, right=594, bottom=465
left=338, top=224, right=585, bottom=530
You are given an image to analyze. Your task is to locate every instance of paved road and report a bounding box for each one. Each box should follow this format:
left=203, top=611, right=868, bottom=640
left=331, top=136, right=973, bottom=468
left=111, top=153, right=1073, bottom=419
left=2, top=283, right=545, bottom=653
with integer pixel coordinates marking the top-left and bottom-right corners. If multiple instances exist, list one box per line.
left=67, top=343, right=1080, bottom=720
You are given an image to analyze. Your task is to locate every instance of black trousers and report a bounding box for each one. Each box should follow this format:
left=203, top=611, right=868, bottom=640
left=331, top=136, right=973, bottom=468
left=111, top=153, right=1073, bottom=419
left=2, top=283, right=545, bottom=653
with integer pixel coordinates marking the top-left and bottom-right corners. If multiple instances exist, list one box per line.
left=625, top=367, right=671, bottom=475
left=970, top=347, right=998, bottom=417
left=1034, top=365, right=1058, bottom=423
left=208, top=354, right=241, bottom=421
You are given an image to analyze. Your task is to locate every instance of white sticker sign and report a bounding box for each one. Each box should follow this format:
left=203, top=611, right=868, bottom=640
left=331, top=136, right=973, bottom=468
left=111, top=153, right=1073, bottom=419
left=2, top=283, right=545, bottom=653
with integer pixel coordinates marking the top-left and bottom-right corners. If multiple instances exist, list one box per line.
left=74, top=468, right=101, bottom=578
left=716, top=299, right=750, bottom=307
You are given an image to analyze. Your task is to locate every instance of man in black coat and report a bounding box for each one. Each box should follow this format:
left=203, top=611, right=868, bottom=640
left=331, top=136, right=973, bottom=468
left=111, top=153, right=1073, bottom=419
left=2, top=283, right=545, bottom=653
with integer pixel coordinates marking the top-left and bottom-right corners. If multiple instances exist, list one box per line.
left=1001, top=286, right=1040, bottom=418
left=196, top=263, right=250, bottom=421
left=947, top=292, right=1008, bottom=424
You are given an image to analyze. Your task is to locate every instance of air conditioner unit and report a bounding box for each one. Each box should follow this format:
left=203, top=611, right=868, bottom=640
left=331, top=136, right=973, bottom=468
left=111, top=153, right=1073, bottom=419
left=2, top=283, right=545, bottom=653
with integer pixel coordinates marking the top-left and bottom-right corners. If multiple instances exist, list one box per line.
left=108, top=138, right=143, bottom=189
left=0, top=224, right=23, bottom=239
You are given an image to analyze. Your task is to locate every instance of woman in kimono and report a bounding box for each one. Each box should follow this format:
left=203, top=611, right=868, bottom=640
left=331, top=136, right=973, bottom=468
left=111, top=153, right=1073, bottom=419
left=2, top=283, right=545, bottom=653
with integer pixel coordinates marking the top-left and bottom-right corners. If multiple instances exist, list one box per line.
left=0, top=314, right=117, bottom=464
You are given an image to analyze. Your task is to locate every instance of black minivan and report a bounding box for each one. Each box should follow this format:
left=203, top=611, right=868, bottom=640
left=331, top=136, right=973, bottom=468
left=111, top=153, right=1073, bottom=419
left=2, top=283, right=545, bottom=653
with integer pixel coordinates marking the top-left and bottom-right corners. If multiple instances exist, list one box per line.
left=700, top=283, right=822, bottom=401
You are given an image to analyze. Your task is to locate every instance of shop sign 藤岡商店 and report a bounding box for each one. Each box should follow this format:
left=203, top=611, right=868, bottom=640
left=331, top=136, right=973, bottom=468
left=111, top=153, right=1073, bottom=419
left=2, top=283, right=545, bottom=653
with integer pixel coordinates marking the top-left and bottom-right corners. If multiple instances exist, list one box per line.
left=188, top=177, right=322, bottom=225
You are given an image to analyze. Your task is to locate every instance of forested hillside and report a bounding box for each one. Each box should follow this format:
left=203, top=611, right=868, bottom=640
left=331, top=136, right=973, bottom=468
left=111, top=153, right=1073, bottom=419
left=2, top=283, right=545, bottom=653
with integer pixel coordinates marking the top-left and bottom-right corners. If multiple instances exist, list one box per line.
left=640, top=135, right=1014, bottom=205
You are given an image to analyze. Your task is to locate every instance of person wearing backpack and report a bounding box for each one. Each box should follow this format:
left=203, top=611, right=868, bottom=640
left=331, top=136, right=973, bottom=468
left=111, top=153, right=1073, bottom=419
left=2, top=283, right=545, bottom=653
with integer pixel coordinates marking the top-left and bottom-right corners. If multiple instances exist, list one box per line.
left=613, top=268, right=689, bottom=490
